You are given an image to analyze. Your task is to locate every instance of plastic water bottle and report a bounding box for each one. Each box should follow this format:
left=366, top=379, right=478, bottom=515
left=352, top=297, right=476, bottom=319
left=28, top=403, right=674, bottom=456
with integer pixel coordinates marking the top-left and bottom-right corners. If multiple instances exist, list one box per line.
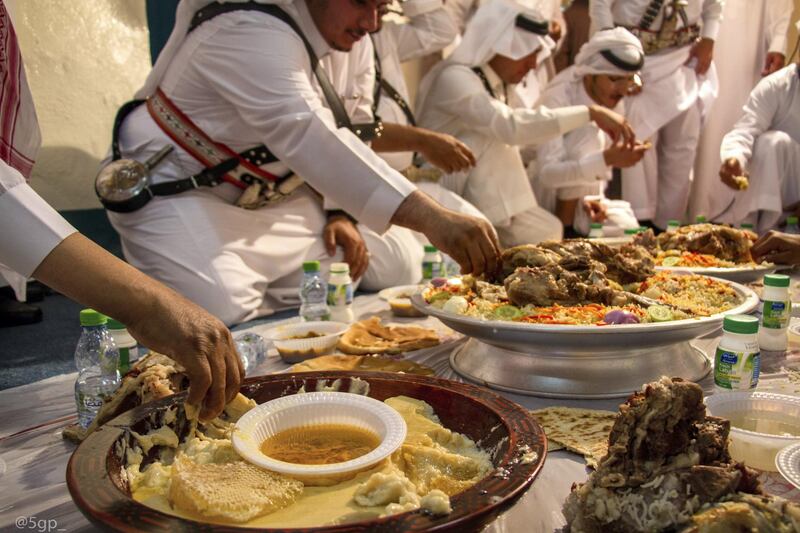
left=327, top=262, right=355, bottom=323
left=422, top=245, right=444, bottom=282
left=74, top=309, right=120, bottom=428
left=785, top=216, right=800, bottom=235
left=299, top=260, right=330, bottom=321
left=667, top=219, right=681, bottom=232
left=695, top=215, right=707, bottom=224
left=234, top=332, right=267, bottom=375
left=588, top=223, right=603, bottom=238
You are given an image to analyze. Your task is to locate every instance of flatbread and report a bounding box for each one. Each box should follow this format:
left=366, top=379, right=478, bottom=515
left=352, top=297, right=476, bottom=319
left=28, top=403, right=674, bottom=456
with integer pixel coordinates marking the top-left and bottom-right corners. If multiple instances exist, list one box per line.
left=289, top=354, right=435, bottom=376
left=531, top=407, right=617, bottom=468
left=337, top=317, right=440, bottom=355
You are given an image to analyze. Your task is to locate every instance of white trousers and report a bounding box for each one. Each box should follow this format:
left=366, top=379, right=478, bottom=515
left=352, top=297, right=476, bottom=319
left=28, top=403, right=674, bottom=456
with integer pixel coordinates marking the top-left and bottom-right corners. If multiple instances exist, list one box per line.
left=108, top=188, right=422, bottom=326
left=622, top=100, right=702, bottom=228
left=494, top=207, right=563, bottom=247
left=716, top=131, right=800, bottom=234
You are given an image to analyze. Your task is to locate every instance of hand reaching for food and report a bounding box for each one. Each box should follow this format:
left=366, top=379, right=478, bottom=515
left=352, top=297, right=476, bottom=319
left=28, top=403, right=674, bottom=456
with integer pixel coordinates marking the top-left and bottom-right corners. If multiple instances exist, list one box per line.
left=582, top=199, right=608, bottom=222
left=603, top=138, right=650, bottom=168
left=719, top=157, right=749, bottom=190
left=751, top=230, right=800, bottom=265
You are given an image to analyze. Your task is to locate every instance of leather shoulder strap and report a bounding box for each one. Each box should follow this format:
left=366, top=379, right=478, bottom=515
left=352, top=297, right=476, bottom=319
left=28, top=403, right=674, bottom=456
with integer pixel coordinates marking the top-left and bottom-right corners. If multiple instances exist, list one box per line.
left=471, top=67, right=496, bottom=99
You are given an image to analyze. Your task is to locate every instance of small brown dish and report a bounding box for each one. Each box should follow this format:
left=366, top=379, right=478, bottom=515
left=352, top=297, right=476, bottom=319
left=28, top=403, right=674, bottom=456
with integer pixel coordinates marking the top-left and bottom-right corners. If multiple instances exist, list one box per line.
left=67, top=371, right=547, bottom=532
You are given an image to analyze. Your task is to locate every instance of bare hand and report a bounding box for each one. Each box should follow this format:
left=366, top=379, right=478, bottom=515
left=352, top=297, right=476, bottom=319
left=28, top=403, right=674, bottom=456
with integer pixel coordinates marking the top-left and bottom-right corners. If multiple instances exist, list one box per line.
left=762, top=52, right=785, bottom=77
left=719, top=157, right=746, bottom=190
left=390, top=191, right=500, bottom=277
left=588, top=105, right=635, bottom=145
left=603, top=139, right=649, bottom=168
left=126, top=299, right=244, bottom=421
left=688, top=38, right=714, bottom=75
left=427, top=211, right=501, bottom=276
left=323, top=215, right=369, bottom=280
left=583, top=199, right=607, bottom=222
left=420, top=131, right=476, bottom=174
left=549, top=20, right=562, bottom=43
left=751, top=230, right=800, bottom=264
left=31, top=233, right=244, bottom=422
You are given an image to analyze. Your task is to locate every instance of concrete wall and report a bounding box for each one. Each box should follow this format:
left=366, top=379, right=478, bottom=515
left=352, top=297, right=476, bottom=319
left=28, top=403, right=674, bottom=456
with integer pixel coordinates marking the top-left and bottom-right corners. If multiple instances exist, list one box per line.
left=9, top=0, right=151, bottom=211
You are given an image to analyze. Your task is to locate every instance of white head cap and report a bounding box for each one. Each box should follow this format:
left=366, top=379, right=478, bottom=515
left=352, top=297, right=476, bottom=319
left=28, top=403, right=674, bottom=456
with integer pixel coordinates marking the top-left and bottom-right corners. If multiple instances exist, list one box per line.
left=448, top=0, right=554, bottom=67
left=573, top=27, right=644, bottom=77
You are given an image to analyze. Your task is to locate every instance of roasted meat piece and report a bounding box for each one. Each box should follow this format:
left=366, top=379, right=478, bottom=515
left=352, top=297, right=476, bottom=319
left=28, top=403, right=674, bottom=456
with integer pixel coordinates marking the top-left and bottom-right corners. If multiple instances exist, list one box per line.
left=653, top=224, right=757, bottom=263
left=500, top=244, right=562, bottom=278
left=538, top=239, right=654, bottom=284
left=504, top=262, right=627, bottom=308
left=563, top=377, right=768, bottom=533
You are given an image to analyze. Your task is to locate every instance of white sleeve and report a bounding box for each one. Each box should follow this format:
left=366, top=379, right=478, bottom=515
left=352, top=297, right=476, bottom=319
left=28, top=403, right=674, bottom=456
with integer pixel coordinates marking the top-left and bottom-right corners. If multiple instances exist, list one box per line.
left=0, top=162, right=77, bottom=277
left=391, top=1, right=458, bottom=62
left=765, top=0, right=793, bottom=54
left=537, top=134, right=608, bottom=190
left=700, top=0, right=723, bottom=40
left=193, top=24, right=416, bottom=234
left=720, top=75, right=782, bottom=169
left=433, top=66, right=591, bottom=147
left=588, top=0, right=615, bottom=33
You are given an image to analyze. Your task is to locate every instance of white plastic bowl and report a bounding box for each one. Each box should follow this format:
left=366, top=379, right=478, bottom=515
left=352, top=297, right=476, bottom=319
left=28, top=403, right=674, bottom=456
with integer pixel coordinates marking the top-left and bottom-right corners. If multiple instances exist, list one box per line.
left=705, top=391, right=800, bottom=471
left=232, top=391, right=407, bottom=484
left=263, top=321, right=349, bottom=363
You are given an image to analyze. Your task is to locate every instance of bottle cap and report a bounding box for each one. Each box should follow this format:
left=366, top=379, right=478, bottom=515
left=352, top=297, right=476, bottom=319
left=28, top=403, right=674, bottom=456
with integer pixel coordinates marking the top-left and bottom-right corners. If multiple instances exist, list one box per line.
left=764, top=273, right=790, bottom=287
left=80, top=309, right=107, bottom=327
left=624, top=228, right=639, bottom=235
left=302, top=260, right=321, bottom=273
left=107, top=318, right=126, bottom=330
left=667, top=219, right=680, bottom=226
left=424, top=245, right=438, bottom=253
left=330, top=262, right=349, bottom=273
left=788, top=216, right=799, bottom=225
left=695, top=215, right=707, bottom=223
left=723, top=314, right=758, bottom=335
left=740, top=223, right=754, bottom=230
left=589, top=222, right=603, bottom=229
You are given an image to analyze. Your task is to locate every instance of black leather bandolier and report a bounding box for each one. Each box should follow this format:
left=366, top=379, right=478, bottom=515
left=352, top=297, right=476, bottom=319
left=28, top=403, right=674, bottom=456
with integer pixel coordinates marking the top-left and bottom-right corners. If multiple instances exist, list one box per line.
left=104, top=1, right=380, bottom=213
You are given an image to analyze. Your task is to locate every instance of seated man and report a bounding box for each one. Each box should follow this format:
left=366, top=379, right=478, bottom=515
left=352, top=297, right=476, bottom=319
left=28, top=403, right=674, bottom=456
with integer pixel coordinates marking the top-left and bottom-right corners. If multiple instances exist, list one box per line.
left=717, top=63, right=800, bottom=233
left=107, top=0, right=499, bottom=326
left=415, top=0, right=633, bottom=247
left=366, top=0, right=487, bottom=228
left=532, top=28, right=646, bottom=237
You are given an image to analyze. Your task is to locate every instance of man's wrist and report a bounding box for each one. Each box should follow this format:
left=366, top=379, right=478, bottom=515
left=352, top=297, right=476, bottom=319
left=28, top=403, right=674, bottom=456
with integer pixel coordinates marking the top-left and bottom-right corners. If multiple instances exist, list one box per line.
left=326, top=209, right=358, bottom=225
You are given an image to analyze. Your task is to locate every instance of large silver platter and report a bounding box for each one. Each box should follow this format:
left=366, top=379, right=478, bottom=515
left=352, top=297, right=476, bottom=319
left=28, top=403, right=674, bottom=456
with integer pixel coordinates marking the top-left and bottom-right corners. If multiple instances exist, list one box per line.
left=411, top=277, right=759, bottom=397
left=410, top=277, right=759, bottom=353
left=654, top=264, right=782, bottom=284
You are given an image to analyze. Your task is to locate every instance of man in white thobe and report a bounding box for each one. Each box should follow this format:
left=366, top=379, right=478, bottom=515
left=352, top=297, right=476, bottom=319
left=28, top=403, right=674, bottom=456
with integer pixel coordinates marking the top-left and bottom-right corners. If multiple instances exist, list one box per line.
left=716, top=64, right=800, bottom=234
left=109, top=0, right=499, bottom=326
left=0, top=1, right=242, bottom=416
left=691, top=0, right=793, bottom=220
left=416, top=0, right=634, bottom=246
left=533, top=28, right=645, bottom=237
left=591, top=0, right=722, bottom=229
left=367, top=0, right=486, bottom=225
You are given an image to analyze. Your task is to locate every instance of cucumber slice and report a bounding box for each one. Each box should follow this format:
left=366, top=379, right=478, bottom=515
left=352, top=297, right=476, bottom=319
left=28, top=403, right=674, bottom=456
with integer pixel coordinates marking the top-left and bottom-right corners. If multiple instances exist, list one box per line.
left=428, top=291, right=452, bottom=303
left=661, top=256, right=681, bottom=267
left=492, top=305, right=524, bottom=320
left=647, top=305, right=673, bottom=322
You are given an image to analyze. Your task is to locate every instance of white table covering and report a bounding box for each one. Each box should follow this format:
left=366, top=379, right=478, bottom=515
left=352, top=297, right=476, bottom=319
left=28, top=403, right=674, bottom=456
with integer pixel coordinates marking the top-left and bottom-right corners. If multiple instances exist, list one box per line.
left=1, top=293, right=798, bottom=532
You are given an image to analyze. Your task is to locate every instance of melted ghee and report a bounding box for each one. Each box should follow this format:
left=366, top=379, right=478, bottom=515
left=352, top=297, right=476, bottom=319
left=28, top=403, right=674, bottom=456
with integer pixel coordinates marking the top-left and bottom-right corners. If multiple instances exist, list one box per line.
left=260, top=424, right=380, bottom=465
